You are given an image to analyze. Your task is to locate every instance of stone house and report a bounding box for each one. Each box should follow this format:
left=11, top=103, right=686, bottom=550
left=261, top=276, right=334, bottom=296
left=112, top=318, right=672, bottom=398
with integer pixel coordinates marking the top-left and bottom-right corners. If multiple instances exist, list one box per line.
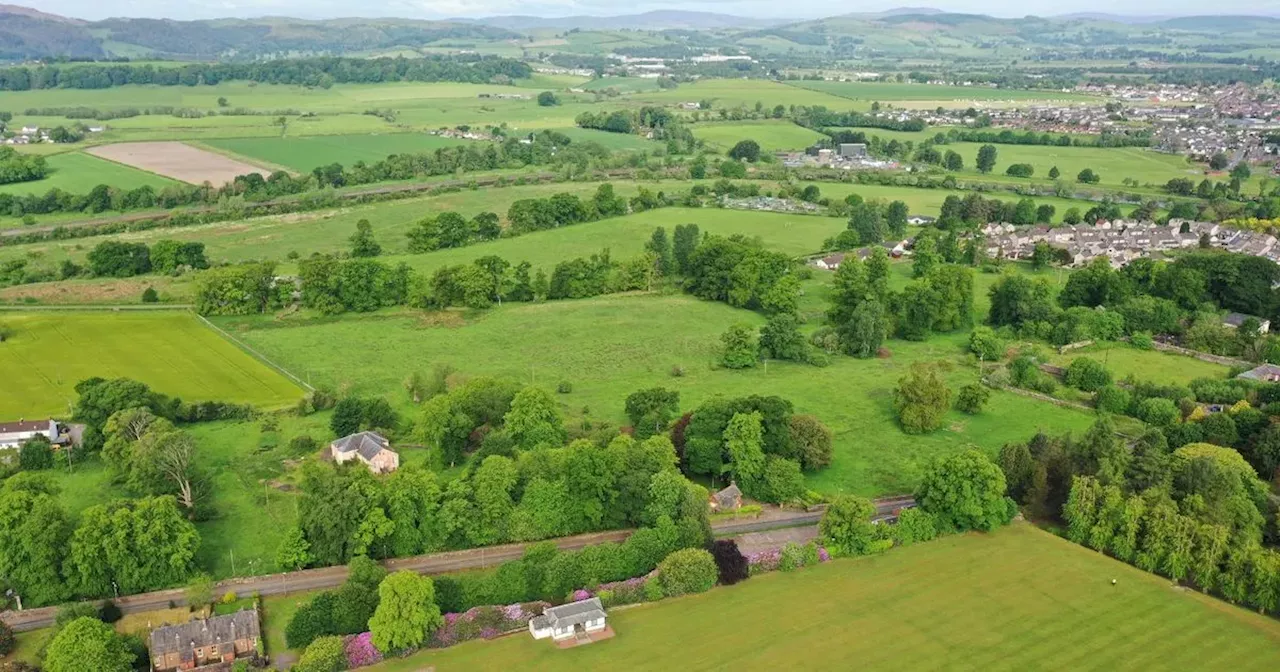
left=331, top=431, right=400, bottom=474
left=709, top=482, right=743, bottom=511
left=149, top=609, right=260, bottom=671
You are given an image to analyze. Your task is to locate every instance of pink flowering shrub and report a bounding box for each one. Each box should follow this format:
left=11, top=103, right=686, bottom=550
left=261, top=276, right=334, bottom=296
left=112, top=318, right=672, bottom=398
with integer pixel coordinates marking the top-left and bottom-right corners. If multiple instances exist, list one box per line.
left=746, top=549, right=781, bottom=575
left=343, top=632, right=383, bottom=669
left=818, top=546, right=831, bottom=563
left=427, top=601, right=550, bottom=650
left=571, top=589, right=593, bottom=601
left=596, top=577, right=646, bottom=607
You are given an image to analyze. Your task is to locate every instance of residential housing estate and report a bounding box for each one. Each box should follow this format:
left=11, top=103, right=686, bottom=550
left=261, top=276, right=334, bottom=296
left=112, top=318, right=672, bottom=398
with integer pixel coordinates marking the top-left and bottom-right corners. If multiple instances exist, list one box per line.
left=979, top=219, right=1279, bottom=269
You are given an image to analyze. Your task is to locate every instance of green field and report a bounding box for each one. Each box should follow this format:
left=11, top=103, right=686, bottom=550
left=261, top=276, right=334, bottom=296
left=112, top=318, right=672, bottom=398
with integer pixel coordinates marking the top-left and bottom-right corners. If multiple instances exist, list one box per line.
left=947, top=143, right=1199, bottom=189
left=0, top=311, right=304, bottom=417
left=204, top=133, right=471, bottom=173
left=0, top=151, right=178, bottom=196
left=1049, top=342, right=1231, bottom=387
left=217, top=292, right=1097, bottom=496
left=691, top=121, right=828, bottom=152
left=370, top=522, right=1280, bottom=671
left=790, top=80, right=1101, bottom=104
left=629, top=79, right=859, bottom=109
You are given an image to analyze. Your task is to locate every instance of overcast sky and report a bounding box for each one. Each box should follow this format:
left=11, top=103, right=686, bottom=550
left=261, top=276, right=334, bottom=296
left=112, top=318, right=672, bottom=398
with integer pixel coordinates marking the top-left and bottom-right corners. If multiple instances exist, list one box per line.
left=25, top=0, right=1280, bottom=22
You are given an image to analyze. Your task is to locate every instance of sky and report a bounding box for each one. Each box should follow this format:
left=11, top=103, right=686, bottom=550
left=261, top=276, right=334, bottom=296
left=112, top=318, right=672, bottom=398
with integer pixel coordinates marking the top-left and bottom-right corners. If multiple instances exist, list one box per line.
left=20, top=0, right=1280, bottom=22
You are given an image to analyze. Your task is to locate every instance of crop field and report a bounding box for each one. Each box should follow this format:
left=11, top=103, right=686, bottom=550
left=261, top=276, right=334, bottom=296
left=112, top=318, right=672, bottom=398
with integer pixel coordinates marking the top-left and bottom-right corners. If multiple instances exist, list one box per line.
left=790, top=80, right=1102, bottom=104
left=1049, top=343, right=1231, bottom=387
left=0, top=311, right=304, bottom=418
left=629, top=79, right=860, bottom=109
left=691, top=121, right=829, bottom=151
left=370, top=522, right=1280, bottom=671
left=204, top=133, right=472, bottom=173
left=946, top=142, right=1200, bottom=188
left=0, top=150, right=179, bottom=196
left=217, top=292, right=1096, bottom=497
left=86, top=142, right=271, bottom=186
left=0, top=179, right=1132, bottom=276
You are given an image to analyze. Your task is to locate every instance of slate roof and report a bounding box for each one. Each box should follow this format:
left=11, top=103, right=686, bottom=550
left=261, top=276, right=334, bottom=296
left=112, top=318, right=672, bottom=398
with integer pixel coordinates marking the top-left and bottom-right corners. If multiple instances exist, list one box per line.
left=713, top=482, right=742, bottom=508
left=531, top=597, right=606, bottom=631
left=1238, top=364, right=1280, bottom=381
left=331, top=431, right=390, bottom=461
left=1223, top=312, right=1262, bottom=328
left=0, top=419, right=52, bottom=434
left=149, top=609, right=260, bottom=656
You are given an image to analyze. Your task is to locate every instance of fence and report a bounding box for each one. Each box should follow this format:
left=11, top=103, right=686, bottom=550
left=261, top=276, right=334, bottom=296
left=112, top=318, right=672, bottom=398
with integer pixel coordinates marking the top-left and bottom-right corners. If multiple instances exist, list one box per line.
left=194, top=313, right=314, bottom=392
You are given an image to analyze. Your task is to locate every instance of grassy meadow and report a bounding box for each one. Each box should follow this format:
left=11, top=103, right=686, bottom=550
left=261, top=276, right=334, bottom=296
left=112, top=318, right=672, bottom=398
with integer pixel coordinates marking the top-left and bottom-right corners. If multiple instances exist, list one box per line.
left=0, top=311, right=304, bottom=417
left=369, top=522, right=1280, bottom=671
left=204, top=133, right=472, bottom=173
left=691, top=121, right=829, bottom=151
left=0, top=151, right=179, bottom=196
left=1048, top=342, right=1231, bottom=387
left=216, top=291, right=1098, bottom=497
left=945, top=142, right=1200, bottom=189
left=789, top=80, right=1101, bottom=104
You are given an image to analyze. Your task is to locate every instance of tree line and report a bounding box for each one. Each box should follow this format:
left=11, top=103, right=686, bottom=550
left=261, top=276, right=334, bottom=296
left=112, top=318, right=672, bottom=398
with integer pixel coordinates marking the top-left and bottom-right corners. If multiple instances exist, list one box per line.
left=0, top=147, right=47, bottom=186
left=0, top=55, right=533, bottom=92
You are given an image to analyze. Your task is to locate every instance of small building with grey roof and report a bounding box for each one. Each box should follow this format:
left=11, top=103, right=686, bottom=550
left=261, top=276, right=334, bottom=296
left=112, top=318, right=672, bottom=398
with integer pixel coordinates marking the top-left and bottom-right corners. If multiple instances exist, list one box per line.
left=529, top=597, right=607, bottom=641
left=330, top=431, right=399, bottom=474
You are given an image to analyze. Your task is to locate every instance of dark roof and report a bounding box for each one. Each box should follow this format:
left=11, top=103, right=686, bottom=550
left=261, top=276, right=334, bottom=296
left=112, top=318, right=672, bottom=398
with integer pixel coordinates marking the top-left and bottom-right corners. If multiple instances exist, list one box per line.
left=0, top=419, right=52, bottom=434
left=540, top=598, right=605, bottom=629
left=331, top=431, right=389, bottom=461
left=149, top=609, right=260, bottom=656
left=713, top=482, right=742, bottom=507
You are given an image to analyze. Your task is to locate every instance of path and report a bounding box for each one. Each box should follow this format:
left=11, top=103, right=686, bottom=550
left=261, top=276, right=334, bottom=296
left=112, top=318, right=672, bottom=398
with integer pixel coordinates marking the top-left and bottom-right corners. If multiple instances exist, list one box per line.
left=0, top=496, right=914, bottom=632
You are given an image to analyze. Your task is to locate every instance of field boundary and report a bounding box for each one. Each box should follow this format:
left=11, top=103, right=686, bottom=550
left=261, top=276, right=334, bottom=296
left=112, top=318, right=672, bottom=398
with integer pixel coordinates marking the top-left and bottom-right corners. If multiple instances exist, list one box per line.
left=187, top=140, right=298, bottom=176
left=0, top=304, right=193, bottom=311
left=194, top=313, right=315, bottom=393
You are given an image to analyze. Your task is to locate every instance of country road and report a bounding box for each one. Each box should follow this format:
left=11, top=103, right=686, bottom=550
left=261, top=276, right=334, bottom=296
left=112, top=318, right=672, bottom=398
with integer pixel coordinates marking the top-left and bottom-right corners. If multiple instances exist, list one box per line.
left=0, top=496, right=914, bottom=632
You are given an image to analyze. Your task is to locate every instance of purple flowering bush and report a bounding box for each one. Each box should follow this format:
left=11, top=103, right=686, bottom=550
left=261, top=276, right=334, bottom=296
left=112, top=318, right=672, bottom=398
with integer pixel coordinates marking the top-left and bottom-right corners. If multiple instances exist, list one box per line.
left=427, top=601, right=550, bottom=650
left=596, top=577, right=647, bottom=607
left=343, top=632, right=383, bottom=669
left=747, top=543, right=830, bottom=575
left=571, top=589, right=593, bottom=601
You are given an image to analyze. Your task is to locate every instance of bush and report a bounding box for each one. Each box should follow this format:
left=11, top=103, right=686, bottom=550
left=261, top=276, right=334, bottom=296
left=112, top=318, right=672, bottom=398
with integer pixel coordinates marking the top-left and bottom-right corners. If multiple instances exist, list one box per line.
left=1130, top=331, right=1154, bottom=350
left=98, top=600, right=122, bottom=624
left=657, top=548, right=718, bottom=597
left=968, top=327, right=1004, bottom=361
left=642, top=578, right=664, bottom=601
left=955, top=383, right=990, bottom=415
left=1095, top=385, right=1131, bottom=414
left=0, top=620, right=13, bottom=656
left=1064, top=358, right=1112, bottom=392
left=295, top=635, right=346, bottom=672
left=709, top=540, right=749, bottom=586
left=761, top=456, right=806, bottom=504
left=140, top=287, right=159, bottom=303
left=779, top=543, right=807, bottom=571
left=556, top=381, right=572, bottom=394
left=286, top=592, right=337, bottom=649
left=289, top=434, right=319, bottom=455
left=221, top=591, right=237, bottom=604
left=893, top=508, right=939, bottom=546
left=1136, top=397, right=1180, bottom=427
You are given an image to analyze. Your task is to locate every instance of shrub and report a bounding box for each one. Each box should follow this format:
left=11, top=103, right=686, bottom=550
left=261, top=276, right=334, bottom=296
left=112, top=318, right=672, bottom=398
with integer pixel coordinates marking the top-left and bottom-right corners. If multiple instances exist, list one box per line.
left=657, top=548, right=718, bottom=597
left=642, top=578, right=664, bottom=601
left=955, top=383, right=990, bottom=415
left=893, top=508, right=939, bottom=546
left=140, top=287, right=159, bottom=303
left=1136, top=397, right=1179, bottom=427
left=893, top=362, right=952, bottom=434
left=709, top=540, right=749, bottom=586
left=55, top=602, right=99, bottom=628
left=286, top=592, right=337, bottom=649
left=1130, top=331, right=1154, bottom=350
left=669, top=365, right=686, bottom=377
left=779, top=543, right=807, bottom=571
left=788, top=414, right=833, bottom=471
left=296, top=636, right=346, bottom=672
left=98, top=600, right=122, bottom=624
left=1064, top=358, right=1112, bottom=392
left=556, top=381, right=572, bottom=394
left=289, top=434, right=319, bottom=455
left=801, top=542, right=821, bottom=566
left=221, top=591, right=237, bottom=604
left=0, top=620, right=13, bottom=656
left=344, top=631, right=383, bottom=669
left=1095, top=385, right=1131, bottom=414
left=720, top=323, right=759, bottom=369
left=968, top=326, right=1004, bottom=361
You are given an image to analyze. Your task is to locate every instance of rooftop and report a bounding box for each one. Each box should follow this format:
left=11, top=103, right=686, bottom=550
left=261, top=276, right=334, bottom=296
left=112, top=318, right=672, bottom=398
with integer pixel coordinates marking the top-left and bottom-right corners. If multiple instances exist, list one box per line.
left=149, top=609, right=260, bottom=656
left=331, top=431, right=390, bottom=461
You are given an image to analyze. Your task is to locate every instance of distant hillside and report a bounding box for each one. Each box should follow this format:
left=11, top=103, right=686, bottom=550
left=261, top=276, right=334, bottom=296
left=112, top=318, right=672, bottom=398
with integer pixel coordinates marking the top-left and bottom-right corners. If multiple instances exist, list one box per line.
left=461, top=10, right=790, bottom=31
left=0, top=6, right=521, bottom=60
left=0, top=5, right=102, bottom=60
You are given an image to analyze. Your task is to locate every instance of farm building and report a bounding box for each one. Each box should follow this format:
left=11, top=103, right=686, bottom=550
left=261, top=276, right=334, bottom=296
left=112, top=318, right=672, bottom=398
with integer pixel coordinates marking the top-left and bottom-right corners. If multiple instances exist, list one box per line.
left=331, top=431, right=400, bottom=474
left=529, top=597, right=608, bottom=642
left=149, top=608, right=260, bottom=671
left=0, top=419, right=59, bottom=449
left=1223, top=312, right=1271, bottom=333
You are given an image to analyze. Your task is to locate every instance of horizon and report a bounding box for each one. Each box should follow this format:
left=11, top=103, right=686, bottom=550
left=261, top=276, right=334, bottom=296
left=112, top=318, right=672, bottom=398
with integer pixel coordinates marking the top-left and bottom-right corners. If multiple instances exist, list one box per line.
left=12, top=2, right=1280, bottom=23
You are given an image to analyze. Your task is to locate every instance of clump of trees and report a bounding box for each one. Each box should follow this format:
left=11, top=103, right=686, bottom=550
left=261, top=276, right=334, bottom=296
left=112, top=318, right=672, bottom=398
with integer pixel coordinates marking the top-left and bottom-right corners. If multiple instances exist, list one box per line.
left=86, top=239, right=207, bottom=278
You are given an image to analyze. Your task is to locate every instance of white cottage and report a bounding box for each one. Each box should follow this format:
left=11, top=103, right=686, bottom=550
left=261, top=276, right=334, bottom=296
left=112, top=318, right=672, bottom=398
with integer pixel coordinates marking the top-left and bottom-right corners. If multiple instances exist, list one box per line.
left=0, top=419, right=58, bottom=449
left=528, top=598, right=607, bottom=641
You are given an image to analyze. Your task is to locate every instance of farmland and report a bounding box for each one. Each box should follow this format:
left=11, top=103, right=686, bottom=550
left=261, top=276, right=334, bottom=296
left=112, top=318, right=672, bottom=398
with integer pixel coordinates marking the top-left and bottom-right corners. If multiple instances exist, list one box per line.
left=945, top=143, right=1201, bottom=189
left=0, top=311, right=303, bottom=417
left=216, top=292, right=1098, bottom=497
left=370, top=522, right=1280, bottom=671
left=691, top=121, right=829, bottom=151
left=0, top=150, right=178, bottom=196
left=86, top=142, right=271, bottom=186
left=204, top=134, right=471, bottom=173
left=790, top=80, right=1102, bottom=104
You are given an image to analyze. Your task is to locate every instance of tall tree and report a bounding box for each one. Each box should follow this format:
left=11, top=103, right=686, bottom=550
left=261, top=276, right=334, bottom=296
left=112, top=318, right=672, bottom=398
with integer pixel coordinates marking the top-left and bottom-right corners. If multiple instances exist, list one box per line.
left=646, top=227, right=673, bottom=276
left=893, top=362, right=953, bottom=434
left=672, top=224, right=700, bottom=276
left=368, top=571, right=442, bottom=653
left=504, top=386, right=565, bottom=450
left=976, top=144, right=998, bottom=173
left=349, top=219, right=382, bottom=258
left=44, top=618, right=134, bottom=672
left=917, top=450, right=1012, bottom=532
left=724, top=411, right=766, bottom=497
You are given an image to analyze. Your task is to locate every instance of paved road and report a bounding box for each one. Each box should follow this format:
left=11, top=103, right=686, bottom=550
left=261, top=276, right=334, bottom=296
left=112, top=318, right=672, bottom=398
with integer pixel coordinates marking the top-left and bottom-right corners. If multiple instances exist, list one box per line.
left=0, top=495, right=914, bottom=632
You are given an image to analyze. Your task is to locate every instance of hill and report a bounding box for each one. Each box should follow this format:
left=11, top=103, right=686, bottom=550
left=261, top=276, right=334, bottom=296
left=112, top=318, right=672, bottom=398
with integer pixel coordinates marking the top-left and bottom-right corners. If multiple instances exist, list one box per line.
left=460, top=10, right=790, bottom=31
left=0, top=7, right=520, bottom=60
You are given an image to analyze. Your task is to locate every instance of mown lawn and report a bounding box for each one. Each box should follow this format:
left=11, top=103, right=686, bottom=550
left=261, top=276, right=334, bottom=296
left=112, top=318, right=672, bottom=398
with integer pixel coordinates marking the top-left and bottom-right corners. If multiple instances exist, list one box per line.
left=368, top=522, right=1280, bottom=671
left=219, top=292, right=1098, bottom=497
left=0, top=311, right=304, bottom=418
left=1048, top=342, right=1231, bottom=387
